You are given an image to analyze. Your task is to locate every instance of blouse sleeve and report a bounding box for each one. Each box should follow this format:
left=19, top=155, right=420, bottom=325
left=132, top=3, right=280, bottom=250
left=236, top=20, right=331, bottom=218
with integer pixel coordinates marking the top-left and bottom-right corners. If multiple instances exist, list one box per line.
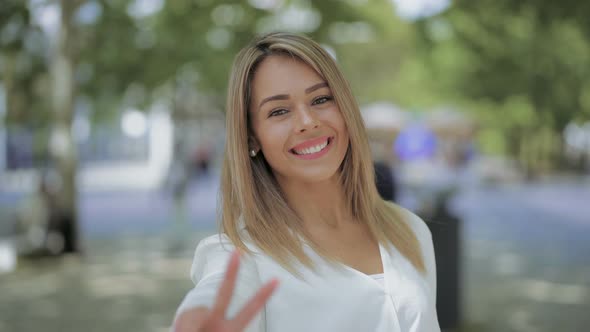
left=408, top=209, right=441, bottom=331
left=396, top=205, right=439, bottom=309
left=174, top=234, right=265, bottom=332
left=418, top=216, right=437, bottom=304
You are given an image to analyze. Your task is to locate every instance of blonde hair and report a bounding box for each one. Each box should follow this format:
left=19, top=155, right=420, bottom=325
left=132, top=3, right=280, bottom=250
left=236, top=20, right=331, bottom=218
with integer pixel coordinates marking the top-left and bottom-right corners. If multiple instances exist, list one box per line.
left=219, top=32, right=425, bottom=274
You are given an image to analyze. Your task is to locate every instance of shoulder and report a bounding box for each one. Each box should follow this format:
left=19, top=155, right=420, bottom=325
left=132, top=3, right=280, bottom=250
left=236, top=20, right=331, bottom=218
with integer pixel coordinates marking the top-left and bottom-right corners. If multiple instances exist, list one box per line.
left=190, top=234, right=232, bottom=282
left=386, top=201, right=433, bottom=246
left=190, top=233, right=261, bottom=283
left=386, top=202, right=437, bottom=297
left=177, top=234, right=267, bottom=328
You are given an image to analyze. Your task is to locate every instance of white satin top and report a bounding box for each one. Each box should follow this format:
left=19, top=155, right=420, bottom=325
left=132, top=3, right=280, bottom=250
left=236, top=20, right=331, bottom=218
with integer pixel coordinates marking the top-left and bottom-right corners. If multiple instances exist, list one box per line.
left=175, top=207, right=441, bottom=332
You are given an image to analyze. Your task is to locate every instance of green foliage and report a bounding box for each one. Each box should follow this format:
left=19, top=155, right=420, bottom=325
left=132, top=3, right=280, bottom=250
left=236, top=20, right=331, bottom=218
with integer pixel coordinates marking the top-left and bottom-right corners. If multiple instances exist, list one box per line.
left=0, top=0, right=31, bottom=52
left=71, top=0, right=372, bottom=121
left=418, top=1, right=590, bottom=133
left=2, top=0, right=589, bottom=173
left=0, top=1, right=52, bottom=126
left=404, top=0, right=590, bottom=172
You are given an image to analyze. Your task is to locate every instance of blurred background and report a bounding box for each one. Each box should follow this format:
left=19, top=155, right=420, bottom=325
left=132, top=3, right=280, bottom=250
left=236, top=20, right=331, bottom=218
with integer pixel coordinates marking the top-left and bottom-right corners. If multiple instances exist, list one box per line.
left=1, top=0, right=589, bottom=331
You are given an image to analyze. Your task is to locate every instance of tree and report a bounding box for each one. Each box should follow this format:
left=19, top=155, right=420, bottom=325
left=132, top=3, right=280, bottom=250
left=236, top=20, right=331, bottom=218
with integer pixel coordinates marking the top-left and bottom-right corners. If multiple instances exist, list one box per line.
left=48, top=0, right=83, bottom=253
left=416, top=0, right=590, bottom=174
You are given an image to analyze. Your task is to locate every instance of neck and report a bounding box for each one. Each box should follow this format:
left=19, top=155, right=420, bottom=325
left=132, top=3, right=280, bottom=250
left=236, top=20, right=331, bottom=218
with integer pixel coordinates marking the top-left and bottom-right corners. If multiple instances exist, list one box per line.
left=276, top=174, right=352, bottom=230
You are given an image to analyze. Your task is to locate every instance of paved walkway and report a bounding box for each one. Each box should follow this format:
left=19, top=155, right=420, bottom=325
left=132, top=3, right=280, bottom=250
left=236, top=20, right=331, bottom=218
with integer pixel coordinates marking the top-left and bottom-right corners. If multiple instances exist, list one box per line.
left=0, top=177, right=588, bottom=332
left=452, top=181, right=590, bottom=332
left=0, top=232, right=212, bottom=332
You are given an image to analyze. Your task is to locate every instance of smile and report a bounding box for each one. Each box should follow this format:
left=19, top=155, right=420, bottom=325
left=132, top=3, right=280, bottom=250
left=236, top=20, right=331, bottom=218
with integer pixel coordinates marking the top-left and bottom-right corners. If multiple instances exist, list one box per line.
left=290, top=136, right=333, bottom=160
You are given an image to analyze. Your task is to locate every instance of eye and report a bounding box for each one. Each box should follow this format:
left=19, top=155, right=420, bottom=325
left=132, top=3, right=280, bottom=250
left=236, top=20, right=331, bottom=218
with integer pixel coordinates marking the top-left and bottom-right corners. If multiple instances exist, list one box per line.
left=312, top=95, right=333, bottom=105
left=269, top=108, right=288, bottom=117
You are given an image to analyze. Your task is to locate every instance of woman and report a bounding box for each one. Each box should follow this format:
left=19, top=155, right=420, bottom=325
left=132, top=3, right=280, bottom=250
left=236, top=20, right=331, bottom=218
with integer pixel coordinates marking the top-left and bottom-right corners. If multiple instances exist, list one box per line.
left=173, top=32, right=440, bottom=332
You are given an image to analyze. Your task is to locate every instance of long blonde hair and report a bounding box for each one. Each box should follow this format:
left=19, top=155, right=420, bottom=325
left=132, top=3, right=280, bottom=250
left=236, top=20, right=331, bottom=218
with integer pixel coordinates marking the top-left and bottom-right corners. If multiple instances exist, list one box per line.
left=220, top=32, right=425, bottom=274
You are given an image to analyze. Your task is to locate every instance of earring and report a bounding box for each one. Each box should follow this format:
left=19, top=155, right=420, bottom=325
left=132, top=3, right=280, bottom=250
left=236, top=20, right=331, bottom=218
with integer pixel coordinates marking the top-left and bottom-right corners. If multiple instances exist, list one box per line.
left=249, top=149, right=257, bottom=157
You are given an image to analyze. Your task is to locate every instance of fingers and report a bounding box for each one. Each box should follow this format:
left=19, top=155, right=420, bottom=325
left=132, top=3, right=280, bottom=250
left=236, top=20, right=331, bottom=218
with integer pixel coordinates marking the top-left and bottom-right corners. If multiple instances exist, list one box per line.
left=209, top=250, right=241, bottom=322
left=205, top=250, right=279, bottom=331
left=173, top=307, right=210, bottom=332
left=230, top=278, right=280, bottom=331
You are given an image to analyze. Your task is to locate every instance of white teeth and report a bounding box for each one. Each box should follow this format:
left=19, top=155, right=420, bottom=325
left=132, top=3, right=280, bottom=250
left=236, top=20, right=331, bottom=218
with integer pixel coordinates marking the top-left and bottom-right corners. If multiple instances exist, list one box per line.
left=294, top=139, right=329, bottom=155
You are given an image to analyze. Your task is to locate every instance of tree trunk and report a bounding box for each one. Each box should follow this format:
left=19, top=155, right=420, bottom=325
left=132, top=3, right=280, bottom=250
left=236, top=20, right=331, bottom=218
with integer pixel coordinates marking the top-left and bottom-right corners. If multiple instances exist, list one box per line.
left=49, top=0, right=81, bottom=253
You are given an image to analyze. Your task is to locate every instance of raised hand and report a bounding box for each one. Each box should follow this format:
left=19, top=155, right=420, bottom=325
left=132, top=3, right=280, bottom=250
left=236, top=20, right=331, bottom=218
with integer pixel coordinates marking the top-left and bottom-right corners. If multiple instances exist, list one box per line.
left=174, top=250, right=279, bottom=332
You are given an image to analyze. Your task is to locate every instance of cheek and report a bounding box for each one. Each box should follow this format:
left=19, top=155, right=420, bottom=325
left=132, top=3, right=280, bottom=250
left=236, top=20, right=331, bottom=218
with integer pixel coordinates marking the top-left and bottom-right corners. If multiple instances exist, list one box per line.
left=323, top=108, right=348, bottom=137
left=258, top=125, right=288, bottom=155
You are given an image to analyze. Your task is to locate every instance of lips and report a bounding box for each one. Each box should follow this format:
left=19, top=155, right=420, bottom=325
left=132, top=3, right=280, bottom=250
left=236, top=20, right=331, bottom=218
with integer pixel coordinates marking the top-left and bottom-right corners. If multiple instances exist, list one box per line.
left=289, top=136, right=332, bottom=155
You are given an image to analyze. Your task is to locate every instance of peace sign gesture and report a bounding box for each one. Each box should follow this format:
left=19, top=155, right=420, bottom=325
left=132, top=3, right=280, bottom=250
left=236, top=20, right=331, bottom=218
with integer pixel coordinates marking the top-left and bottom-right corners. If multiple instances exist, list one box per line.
left=174, top=250, right=279, bottom=332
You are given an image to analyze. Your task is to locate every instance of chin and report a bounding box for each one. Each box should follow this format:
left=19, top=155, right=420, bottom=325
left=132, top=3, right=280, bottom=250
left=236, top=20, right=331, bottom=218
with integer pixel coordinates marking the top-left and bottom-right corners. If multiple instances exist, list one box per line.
left=294, top=167, right=341, bottom=184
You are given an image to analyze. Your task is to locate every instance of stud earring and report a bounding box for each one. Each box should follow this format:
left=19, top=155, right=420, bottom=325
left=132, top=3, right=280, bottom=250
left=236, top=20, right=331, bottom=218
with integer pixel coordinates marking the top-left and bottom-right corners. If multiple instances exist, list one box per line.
left=249, top=149, right=257, bottom=157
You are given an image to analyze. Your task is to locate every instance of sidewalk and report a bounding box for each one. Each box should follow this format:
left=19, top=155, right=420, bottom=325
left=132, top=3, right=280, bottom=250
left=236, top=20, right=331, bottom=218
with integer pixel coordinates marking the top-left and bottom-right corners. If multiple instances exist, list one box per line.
left=1, top=178, right=588, bottom=332
left=0, top=232, right=213, bottom=332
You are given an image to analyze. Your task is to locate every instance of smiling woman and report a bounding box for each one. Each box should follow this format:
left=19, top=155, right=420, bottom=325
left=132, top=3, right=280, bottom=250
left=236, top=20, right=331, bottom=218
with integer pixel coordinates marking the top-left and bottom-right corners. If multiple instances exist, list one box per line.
left=248, top=55, right=349, bottom=183
left=172, top=32, right=440, bottom=332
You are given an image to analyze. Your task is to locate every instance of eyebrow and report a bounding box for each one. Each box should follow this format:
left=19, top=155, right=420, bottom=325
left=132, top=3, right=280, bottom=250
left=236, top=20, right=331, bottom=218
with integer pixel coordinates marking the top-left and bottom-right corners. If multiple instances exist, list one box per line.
left=258, top=82, right=329, bottom=109
left=259, top=94, right=289, bottom=109
left=305, top=82, right=328, bottom=94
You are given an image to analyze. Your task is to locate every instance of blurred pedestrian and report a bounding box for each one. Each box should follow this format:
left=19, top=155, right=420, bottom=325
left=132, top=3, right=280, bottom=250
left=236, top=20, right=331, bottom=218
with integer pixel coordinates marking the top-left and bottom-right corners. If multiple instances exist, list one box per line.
left=192, top=142, right=213, bottom=178
left=374, top=160, right=397, bottom=202
left=371, top=140, right=398, bottom=202
left=173, top=32, right=440, bottom=332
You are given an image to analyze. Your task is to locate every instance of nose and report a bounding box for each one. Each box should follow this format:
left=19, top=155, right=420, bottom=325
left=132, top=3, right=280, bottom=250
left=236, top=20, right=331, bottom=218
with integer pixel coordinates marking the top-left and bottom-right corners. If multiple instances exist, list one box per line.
left=294, top=105, right=320, bottom=133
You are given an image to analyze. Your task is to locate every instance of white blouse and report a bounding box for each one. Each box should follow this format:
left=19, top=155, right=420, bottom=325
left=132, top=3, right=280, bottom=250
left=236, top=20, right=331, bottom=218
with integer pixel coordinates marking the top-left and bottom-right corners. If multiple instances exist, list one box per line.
left=175, top=207, right=440, bottom=332
left=371, top=273, right=386, bottom=288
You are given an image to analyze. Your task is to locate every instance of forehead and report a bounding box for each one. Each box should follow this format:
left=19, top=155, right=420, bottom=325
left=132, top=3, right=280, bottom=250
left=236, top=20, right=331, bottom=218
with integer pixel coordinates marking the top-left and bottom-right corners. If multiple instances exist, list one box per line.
left=250, top=55, right=326, bottom=100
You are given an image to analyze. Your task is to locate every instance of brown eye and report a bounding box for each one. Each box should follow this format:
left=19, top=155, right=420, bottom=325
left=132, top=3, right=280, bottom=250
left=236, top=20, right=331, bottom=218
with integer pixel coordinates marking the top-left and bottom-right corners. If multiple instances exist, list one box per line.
left=269, top=108, right=288, bottom=117
left=312, top=96, right=333, bottom=105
